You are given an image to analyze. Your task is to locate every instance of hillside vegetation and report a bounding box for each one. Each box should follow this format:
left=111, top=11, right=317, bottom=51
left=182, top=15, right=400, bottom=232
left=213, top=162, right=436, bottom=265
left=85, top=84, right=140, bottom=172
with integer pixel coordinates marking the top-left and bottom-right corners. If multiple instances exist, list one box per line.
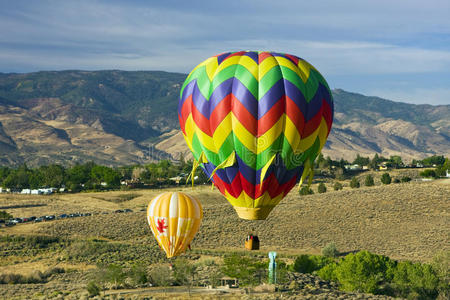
left=0, top=71, right=449, bottom=166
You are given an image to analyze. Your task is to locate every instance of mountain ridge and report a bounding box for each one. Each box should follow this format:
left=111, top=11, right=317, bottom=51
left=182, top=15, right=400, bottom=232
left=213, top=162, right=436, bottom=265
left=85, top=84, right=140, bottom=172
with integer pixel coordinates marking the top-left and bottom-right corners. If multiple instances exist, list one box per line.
left=0, top=70, right=448, bottom=166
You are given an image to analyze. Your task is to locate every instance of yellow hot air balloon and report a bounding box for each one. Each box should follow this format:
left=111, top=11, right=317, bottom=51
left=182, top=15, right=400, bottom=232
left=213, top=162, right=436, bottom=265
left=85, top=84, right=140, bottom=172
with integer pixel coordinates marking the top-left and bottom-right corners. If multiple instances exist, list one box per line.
left=147, top=192, right=203, bottom=258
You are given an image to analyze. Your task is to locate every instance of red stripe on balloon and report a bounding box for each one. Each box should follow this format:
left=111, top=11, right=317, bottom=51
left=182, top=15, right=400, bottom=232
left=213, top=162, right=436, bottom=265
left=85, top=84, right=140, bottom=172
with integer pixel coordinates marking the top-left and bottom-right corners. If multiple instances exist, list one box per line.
left=285, top=95, right=305, bottom=133
left=302, top=103, right=323, bottom=138
left=257, top=96, right=285, bottom=137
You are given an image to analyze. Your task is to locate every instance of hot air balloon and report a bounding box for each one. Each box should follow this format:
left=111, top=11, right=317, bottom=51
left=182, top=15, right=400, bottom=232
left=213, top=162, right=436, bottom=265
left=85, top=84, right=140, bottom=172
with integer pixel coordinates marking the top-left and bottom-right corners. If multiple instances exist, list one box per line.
left=147, top=192, right=203, bottom=258
left=179, top=51, right=333, bottom=220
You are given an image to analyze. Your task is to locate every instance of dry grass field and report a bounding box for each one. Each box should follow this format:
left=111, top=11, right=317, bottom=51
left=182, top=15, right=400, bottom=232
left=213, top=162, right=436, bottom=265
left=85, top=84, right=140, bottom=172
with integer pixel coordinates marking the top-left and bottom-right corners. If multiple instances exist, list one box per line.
left=0, top=175, right=448, bottom=299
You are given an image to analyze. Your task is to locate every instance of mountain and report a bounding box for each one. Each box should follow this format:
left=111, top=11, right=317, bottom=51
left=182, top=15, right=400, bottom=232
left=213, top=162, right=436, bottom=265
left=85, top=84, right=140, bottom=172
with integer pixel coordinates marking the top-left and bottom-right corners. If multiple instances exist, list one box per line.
left=0, top=70, right=448, bottom=166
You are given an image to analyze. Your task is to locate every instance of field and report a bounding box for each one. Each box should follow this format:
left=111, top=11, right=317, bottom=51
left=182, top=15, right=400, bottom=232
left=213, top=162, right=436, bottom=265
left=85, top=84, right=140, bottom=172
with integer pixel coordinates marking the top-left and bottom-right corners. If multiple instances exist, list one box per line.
left=0, top=173, right=449, bottom=299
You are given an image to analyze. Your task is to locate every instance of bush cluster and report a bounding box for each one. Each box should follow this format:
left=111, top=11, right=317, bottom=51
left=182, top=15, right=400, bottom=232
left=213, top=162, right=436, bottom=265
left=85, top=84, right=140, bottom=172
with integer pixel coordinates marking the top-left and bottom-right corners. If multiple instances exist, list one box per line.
left=316, top=250, right=445, bottom=299
left=0, top=267, right=64, bottom=284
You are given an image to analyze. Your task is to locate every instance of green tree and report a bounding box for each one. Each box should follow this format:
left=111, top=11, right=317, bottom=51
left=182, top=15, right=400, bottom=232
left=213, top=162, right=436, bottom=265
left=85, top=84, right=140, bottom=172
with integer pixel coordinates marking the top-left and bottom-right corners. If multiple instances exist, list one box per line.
left=86, top=281, right=101, bottom=297
left=353, top=154, right=370, bottom=166
left=0, top=210, right=13, bottom=221
left=391, top=261, right=439, bottom=299
left=148, top=264, right=172, bottom=287
left=381, top=173, right=392, bottom=184
left=420, top=169, right=436, bottom=178
left=173, top=258, right=197, bottom=294
left=222, top=253, right=267, bottom=286
left=96, top=264, right=126, bottom=289
left=389, top=156, right=403, bottom=168
left=332, top=251, right=395, bottom=294
left=317, top=182, right=327, bottom=193
left=333, top=182, right=343, bottom=190
left=350, top=177, right=360, bottom=188
left=364, top=174, right=375, bottom=186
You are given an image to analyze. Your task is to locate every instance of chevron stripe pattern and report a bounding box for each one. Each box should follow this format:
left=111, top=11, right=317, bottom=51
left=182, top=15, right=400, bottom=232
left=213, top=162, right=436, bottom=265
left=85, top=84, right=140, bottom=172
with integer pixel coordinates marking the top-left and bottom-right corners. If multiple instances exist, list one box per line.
left=179, top=51, right=334, bottom=220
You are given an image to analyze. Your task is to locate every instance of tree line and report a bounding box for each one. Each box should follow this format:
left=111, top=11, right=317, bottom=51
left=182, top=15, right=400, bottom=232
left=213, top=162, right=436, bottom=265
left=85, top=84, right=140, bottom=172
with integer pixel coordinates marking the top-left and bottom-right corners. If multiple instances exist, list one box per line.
left=0, top=154, right=447, bottom=192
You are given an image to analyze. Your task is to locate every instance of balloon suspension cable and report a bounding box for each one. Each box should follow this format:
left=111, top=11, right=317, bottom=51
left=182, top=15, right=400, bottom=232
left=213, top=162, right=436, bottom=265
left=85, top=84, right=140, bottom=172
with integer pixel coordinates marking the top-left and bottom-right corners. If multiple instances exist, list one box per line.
left=297, top=160, right=314, bottom=191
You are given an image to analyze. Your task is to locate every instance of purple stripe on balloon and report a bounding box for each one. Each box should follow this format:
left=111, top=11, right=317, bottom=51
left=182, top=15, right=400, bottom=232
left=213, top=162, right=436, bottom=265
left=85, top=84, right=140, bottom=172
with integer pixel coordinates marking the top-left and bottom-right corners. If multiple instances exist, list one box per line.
left=179, top=79, right=197, bottom=115
left=284, top=80, right=308, bottom=118
left=305, top=83, right=333, bottom=121
left=208, top=77, right=258, bottom=119
left=258, top=79, right=309, bottom=119
left=217, top=52, right=231, bottom=65
left=243, top=51, right=259, bottom=64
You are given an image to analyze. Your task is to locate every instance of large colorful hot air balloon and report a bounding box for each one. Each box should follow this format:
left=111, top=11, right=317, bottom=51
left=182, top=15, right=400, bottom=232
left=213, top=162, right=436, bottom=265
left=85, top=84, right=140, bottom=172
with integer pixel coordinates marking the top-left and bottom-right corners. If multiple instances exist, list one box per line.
left=147, top=192, right=203, bottom=258
left=179, top=51, right=333, bottom=220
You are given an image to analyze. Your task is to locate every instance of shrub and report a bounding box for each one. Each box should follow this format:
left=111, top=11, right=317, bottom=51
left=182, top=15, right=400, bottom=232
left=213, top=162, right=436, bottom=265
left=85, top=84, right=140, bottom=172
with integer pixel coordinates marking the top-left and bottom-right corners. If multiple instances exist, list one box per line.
left=364, top=175, right=375, bottom=187
left=393, top=178, right=400, bottom=183
left=322, top=243, right=339, bottom=258
left=381, top=173, right=391, bottom=185
left=0, top=210, right=12, bottom=221
left=299, top=186, right=314, bottom=195
left=317, top=183, right=327, bottom=193
left=96, top=264, right=126, bottom=289
left=431, top=251, right=450, bottom=298
left=333, top=182, right=343, bottom=190
left=391, top=261, right=440, bottom=299
left=222, top=253, right=266, bottom=286
left=331, top=251, right=395, bottom=294
left=128, top=264, right=148, bottom=286
left=400, top=176, right=411, bottom=183
left=292, top=255, right=333, bottom=274
left=350, top=177, right=360, bottom=188
left=148, top=264, right=173, bottom=287
left=317, top=263, right=338, bottom=282
left=420, top=169, right=437, bottom=178
left=87, top=281, right=101, bottom=296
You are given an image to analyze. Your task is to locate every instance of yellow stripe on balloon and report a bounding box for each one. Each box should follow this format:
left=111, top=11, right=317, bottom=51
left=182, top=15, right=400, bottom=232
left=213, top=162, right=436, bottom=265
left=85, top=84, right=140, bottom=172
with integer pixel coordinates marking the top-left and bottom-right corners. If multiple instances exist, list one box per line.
left=273, top=56, right=304, bottom=79
left=214, top=56, right=259, bottom=80
left=147, top=192, right=203, bottom=258
left=297, top=60, right=312, bottom=83
left=317, top=118, right=329, bottom=150
left=205, top=58, right=219, bottom=82
left=284, top=114, right=302, bottom=151
left=256, top=116, right=284, bottom=154
left=259, top=55, right=279, bottom=79
left=296, top=124, right=321, bottom=152
left=189, top=57, right=216, bottom=79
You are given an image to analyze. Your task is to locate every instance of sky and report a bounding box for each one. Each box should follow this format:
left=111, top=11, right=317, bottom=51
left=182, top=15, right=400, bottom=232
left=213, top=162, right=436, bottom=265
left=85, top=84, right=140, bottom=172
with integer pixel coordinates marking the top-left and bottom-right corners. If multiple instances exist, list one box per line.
left=0, top=0, right=449, bottom=105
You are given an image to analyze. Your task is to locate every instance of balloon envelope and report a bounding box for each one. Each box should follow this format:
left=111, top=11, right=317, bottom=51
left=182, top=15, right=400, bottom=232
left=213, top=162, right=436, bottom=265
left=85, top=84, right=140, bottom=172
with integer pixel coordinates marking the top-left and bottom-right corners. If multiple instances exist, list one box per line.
left=179, top=51, right=333, bottom=220
left=147, top=192, right=203, bottom=258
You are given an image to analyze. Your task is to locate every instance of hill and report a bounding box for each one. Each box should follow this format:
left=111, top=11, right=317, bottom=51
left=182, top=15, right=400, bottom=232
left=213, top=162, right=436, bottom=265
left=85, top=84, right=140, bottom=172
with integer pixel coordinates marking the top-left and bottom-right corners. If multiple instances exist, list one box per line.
left=0, top=70, right=449, bottom=166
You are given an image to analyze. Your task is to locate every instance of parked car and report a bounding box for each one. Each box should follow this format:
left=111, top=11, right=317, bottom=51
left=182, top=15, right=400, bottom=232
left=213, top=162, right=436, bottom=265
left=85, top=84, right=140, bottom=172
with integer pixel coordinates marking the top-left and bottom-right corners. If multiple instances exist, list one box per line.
left=58, top=214, right=68, bottom=219
left=29, top=216, right=36, bottom=221
left=114, top=210, right=124, bottom=213
left=35, top=217, right=44, bottom=222
left=5, top=222, right=16, bottom=227
left=45, top=215, right=55, bottom=221
left=124, top=209, right=133, bottom=213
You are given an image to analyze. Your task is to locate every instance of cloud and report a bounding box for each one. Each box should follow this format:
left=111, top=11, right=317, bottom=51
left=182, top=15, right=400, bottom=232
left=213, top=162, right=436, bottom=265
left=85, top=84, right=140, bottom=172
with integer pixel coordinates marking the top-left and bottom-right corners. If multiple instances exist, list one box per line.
left=0, top=0, right=449, bottom=105
left=366, top=87, right=450, bottom=106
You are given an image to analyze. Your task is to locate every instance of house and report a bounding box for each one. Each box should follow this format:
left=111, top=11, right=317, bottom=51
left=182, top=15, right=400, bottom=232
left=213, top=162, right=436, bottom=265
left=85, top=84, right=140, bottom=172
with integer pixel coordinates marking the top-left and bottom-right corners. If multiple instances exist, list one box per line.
left=345, top=164, right=362, bottom=171
left=220, top=277, right=239, bottom=288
